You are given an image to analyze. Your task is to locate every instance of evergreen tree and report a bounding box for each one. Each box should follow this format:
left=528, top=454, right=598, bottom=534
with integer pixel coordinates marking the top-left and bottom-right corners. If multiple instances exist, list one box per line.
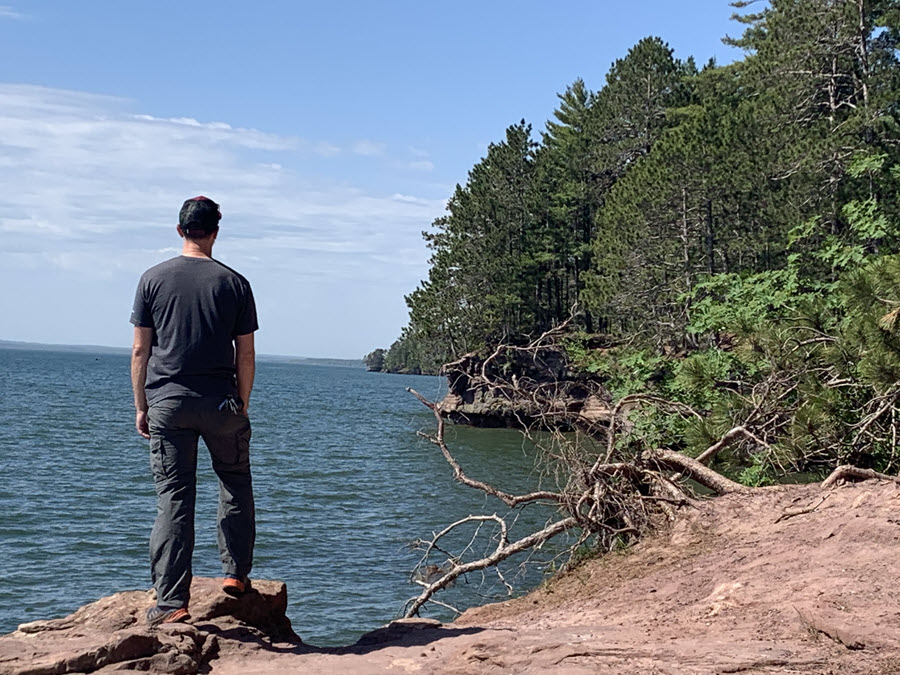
left=376, top=0, right=900, bottom=397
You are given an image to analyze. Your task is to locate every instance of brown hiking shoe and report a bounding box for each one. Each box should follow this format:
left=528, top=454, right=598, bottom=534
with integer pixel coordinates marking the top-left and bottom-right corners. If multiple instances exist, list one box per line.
left=222, top=576, right=251, bottom=597
left=146, top=606, right=190, bottom=627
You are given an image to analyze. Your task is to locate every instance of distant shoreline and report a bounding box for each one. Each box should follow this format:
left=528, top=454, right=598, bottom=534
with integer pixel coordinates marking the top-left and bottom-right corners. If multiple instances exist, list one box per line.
left=0, top=339, right=364, bottom=368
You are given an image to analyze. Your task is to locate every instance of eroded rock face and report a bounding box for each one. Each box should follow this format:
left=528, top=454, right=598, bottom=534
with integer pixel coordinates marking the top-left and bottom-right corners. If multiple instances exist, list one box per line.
left=0, top=578, right=297, bottom=675
left=438, top=347, right=613, bottom=429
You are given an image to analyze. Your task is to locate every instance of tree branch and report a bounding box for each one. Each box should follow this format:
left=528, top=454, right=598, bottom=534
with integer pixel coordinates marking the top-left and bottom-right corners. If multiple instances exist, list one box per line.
left=695, top=425, right=772, bottom=465
left=404, top=516, right=579, bottom=618
left=408, top=388, right=566, bottom=507
left=649, top=449, right=751, bottom=494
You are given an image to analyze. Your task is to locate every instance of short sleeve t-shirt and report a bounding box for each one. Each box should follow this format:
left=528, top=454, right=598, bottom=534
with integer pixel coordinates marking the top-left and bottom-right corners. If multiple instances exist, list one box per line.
left=130, top=256, right=258, bottom=405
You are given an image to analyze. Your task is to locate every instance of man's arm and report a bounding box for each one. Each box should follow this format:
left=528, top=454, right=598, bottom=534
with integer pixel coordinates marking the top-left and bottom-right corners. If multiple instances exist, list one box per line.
left=235, top=332, right=255, bottom=416
left=131, top=326, right=153, bottom=439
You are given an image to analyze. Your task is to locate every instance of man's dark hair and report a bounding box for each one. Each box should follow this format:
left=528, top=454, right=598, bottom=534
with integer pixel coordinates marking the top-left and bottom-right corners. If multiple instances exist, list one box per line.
left=179, top=196, right=221, bottom=238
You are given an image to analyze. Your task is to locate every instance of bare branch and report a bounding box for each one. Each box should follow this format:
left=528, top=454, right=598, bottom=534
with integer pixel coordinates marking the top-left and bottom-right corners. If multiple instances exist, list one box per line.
left=404, top=516, right=579, bottom=618
left=600, top=394, right=701, bottom=466
left=696, top=426, right=772, bottom=465
left=408, top=388, right=566, bottom=507
left=649, top=449, right=751, bottom=495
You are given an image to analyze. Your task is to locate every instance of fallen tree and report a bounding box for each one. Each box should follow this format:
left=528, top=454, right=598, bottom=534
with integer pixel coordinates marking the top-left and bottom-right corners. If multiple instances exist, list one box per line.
left=402, top=324, right=900, bottom=619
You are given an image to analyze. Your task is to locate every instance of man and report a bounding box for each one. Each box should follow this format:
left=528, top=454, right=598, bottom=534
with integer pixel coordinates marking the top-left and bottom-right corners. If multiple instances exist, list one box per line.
left=130, top=196, right=258, bottom=626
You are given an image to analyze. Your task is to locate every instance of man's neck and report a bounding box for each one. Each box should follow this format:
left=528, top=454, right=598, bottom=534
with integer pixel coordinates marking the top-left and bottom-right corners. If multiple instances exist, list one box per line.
left=181, top=242, right=214, bottom=259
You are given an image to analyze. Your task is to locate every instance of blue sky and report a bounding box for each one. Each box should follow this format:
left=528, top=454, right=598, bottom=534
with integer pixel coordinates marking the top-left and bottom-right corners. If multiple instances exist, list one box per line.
left=0, top=1, right=742, bottom=358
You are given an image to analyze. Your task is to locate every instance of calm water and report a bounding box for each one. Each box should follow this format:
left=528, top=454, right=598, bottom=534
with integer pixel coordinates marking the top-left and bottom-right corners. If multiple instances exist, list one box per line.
left=0, top=348, right=561, bottom=645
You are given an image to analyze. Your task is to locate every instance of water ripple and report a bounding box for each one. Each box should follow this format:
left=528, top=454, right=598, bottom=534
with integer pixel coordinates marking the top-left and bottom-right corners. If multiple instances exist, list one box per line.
left=1, top=349, right=558, bottom=645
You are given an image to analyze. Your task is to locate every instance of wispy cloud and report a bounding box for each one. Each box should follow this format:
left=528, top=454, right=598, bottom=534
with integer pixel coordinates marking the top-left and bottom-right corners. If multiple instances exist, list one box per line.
left=408, top=160, right=434, bottom=172
left=0, top=5, right=27, bottom=20
left=0, top=83, right=449, bottom=355
left=313, top=141, right=341, bottom=157
left=130, top=113, right=301, bottom=151
left=0, top=83, right=444, bottom=285
left=352, top=140, right=386, bottom=156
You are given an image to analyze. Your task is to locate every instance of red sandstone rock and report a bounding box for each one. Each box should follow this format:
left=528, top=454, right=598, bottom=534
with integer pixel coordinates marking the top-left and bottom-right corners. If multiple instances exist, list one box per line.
left=0, top=578, right=296, bottom=675
left=5, top=483, right=900, bottom=673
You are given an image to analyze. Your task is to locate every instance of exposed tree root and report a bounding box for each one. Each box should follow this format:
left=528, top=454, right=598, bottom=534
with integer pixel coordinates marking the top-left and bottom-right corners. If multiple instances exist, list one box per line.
left=649, top=449, right=751, bottom=495
left=403, top=323, right=900, bottom=617
left=822, top=465, right=900, bottom=489
left=776, top=495, right=829, bottom=523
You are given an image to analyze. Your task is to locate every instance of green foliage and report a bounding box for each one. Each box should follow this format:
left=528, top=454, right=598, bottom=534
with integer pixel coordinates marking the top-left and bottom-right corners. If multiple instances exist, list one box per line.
left=737, top=455, right=777, bottom=488
left=686, top=268, right=807, bottom=337
left=671, top=349, right=743, bottom=409
left=368, top=0, right=900, bottom=482
left=363, top=348, right=386, bottom=372
left=591, top=349, right=673, bottom=400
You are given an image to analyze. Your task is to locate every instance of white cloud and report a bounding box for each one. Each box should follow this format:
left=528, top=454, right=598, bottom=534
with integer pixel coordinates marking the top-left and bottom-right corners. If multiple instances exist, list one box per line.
left=0, top=83, right=445, bottom=281
left=408, top=160, right=434, bottom=172
left=0, top=5, right=26, bottom=19
left=352, top=140, right=386, bottom=156
left=391, top=193, right=426, bottom=204
left=0, top=82, right=451, bottom=356
left=313, top=141, right=341, bottom=157
left=131, top=113, right=300, bottom=151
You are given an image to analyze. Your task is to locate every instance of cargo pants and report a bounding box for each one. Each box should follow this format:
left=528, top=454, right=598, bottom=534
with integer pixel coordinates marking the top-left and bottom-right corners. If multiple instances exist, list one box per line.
left=147, top=395, right=255, bottom=610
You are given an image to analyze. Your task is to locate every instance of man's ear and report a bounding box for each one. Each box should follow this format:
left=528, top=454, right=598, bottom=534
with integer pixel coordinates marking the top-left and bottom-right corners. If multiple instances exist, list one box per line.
left=176, top=224, right=185, bottom=238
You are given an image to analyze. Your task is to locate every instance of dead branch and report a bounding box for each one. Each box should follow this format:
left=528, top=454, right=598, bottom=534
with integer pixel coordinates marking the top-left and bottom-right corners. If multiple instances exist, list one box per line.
left=775, top=495, right=829, bottom=523
left=601, top=394, right=702, bottom=466
left=403, top=516, right=579, bottom=618
left=822, top=465, right=900, bottom=489
left=696, top=426, right=773, bottom=465
left=409, top=388, right=567, bottom=507
left=649, top=449, right=751, bottom=495
left=410, top=514, right=508, bottom=579
left=479, top=315, right=577, bottom=383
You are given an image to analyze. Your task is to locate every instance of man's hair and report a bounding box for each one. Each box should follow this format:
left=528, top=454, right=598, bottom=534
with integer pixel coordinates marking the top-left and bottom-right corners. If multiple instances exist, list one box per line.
left=179, top=196, right=221, bottom=239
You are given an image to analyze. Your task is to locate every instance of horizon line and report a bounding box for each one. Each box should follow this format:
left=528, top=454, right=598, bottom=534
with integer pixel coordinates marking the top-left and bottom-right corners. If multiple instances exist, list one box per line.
left=0, top=338, right=363, bottom=363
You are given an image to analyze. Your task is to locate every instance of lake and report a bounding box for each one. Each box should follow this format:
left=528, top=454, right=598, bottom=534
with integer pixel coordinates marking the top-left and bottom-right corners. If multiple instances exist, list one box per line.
left=0, top=348, right=563, bottom=645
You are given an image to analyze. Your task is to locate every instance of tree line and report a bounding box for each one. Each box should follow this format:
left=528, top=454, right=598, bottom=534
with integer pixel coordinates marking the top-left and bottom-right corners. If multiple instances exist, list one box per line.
left=366, top=0, right=900, bottom=481
left=368, top=1, right=899, bottom=378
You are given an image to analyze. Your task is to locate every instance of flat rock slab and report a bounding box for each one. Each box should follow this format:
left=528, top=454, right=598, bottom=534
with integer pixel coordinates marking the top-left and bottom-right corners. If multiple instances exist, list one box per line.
left=0, top=578, right=295, bottom=675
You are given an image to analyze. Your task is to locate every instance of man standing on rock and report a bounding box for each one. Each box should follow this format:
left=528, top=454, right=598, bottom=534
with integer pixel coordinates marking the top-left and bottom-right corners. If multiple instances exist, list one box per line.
left=130, top=196, right=258, bottom=626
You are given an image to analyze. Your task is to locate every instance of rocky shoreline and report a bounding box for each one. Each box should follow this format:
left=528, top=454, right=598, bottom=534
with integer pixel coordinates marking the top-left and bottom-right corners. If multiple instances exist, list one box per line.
left=5, top=481, right=900, bottom=674
left=436, top=347, right=613, bottom=430
left=0, top=577, right=465, bottom=675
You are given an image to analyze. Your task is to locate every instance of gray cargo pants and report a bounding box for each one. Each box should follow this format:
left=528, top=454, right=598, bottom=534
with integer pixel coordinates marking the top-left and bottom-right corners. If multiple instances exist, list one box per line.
left=147, top=396, right=255, bottom=610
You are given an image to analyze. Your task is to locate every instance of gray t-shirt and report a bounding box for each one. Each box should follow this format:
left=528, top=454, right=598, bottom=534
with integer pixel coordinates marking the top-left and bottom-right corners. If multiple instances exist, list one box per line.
left=130, top=256, right=258, bottom=405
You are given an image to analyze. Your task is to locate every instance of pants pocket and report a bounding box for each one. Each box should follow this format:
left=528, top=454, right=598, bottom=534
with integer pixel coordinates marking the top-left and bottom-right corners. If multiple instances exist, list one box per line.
left=206, top=416, right=251, bottom=472
left=150, top=429, right=198, bottom=483
left=236, top=422, right=251, bottom=467
left=150, top=434, right=168, bottom=481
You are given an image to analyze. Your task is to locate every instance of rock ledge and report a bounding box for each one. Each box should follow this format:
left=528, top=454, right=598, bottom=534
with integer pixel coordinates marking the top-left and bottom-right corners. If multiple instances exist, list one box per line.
left=1, top=577, right=297, bottom=675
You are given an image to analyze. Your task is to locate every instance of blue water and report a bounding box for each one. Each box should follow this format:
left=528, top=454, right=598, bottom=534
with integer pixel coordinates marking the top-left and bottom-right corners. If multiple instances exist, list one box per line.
left=0, top=348, right=560, bottom=645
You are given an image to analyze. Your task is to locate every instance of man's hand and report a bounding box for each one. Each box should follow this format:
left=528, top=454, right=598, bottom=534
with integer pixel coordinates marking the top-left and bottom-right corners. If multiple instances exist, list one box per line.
left=136, top=409, right=150, bottom=439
